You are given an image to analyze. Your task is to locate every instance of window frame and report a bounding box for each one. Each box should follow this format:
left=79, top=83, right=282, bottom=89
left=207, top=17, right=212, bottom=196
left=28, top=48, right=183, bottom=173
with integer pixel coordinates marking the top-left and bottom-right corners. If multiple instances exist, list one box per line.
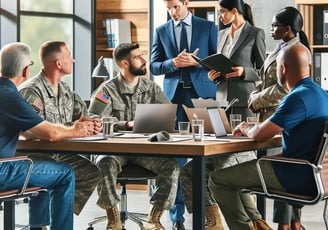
left=0, top=0, right=95, bottom=99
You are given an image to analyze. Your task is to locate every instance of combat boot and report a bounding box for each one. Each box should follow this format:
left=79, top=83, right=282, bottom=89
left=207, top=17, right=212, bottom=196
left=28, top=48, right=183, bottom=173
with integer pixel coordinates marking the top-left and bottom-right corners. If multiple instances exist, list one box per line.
left=143, top=205, right=165, bottom=230
left=205, top=205, right=224, bottom=230
left=106, top=206, right=122, bottom=230
left=253, top=219, right=273, bottom=230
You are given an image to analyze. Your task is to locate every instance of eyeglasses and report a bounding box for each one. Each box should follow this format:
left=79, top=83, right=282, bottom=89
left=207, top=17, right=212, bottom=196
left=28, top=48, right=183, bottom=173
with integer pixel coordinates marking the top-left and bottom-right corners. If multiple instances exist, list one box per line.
left=271, top=23, right=286, bottom=28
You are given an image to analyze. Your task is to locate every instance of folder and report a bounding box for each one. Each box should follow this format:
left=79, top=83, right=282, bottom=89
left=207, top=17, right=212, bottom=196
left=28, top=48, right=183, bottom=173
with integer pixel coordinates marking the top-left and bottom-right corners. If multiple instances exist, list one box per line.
left=313, top=52, right=322, bottom=86
left=314, top=6, right=324, bottom=45
left=323, top=10, right=328, bottom=45
left=320, top=52, right=328, bottom=91
left=191, top=53, right=236, bottom=76
left=103, top=19, right=131, bottom=48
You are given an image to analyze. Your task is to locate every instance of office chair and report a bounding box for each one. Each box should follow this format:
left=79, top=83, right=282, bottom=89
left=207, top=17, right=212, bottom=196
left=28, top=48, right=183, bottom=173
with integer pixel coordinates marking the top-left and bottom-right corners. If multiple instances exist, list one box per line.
left=242, top=121, right=328, bottom=229
left=87, top=164, right=157, bottom=230
left=0, top=156, right=47, bottom=230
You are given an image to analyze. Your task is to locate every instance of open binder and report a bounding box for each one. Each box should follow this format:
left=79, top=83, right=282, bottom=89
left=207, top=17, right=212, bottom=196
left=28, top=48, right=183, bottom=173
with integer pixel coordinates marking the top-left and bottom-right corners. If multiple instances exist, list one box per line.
left=192, top=53, right=236, bottom=76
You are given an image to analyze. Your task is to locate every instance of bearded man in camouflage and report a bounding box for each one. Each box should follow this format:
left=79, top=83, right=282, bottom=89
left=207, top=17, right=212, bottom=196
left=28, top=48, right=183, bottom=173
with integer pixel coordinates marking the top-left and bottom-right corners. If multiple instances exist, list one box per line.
left=88, top=43, right=179, bottom=230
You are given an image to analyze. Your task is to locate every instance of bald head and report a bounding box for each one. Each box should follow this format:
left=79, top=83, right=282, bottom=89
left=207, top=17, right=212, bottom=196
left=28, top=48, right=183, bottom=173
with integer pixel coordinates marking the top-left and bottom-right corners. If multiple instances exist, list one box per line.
left=276, top=44, right=311, bottom=89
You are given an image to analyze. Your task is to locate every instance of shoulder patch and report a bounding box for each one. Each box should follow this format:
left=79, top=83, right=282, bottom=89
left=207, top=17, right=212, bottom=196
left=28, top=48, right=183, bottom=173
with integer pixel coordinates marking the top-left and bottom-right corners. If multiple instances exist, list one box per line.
left=95, top=91, right=110, bottom=104
left=32, top=98, right=44, bottom=112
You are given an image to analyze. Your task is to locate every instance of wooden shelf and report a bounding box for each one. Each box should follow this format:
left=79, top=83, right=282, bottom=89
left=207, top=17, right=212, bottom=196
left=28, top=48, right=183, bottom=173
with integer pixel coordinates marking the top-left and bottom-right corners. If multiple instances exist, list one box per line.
left=295, top=0, right=328, bottom=4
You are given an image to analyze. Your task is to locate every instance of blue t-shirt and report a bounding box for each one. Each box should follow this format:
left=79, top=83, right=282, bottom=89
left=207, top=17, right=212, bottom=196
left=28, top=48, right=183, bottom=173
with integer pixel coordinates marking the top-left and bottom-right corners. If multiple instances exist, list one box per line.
left=269, top=77, right=328, bottom=195
left=0, top=77, right=43, bottom=157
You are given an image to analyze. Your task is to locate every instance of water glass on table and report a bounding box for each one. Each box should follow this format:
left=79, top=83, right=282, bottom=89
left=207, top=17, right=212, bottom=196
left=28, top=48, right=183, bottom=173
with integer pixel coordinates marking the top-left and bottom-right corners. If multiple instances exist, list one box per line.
left=247, top=116, right=259, bottom=129
left=178, top=121, right=190, bottom=135
left=102, top=116, right=115, bottom=139
left=229, top=114, right=242, bottom=131
left=192, top=119, right=204, bottom=141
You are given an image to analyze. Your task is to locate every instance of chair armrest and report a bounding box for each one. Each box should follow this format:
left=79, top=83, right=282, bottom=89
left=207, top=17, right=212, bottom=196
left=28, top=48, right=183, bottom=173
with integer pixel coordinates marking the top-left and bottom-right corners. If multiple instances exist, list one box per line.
left=259, top=155, right=311, bottom=165
left=0, top=156, right=33, bottom=195
left=256, top=155, right=316, bottom=197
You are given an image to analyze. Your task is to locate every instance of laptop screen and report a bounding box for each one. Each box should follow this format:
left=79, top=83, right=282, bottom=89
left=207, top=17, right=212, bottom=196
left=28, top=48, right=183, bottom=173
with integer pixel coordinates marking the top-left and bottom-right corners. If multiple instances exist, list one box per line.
left=206, top=106, right=227, bottom=137
left=133, top=104, right=177, bottom=133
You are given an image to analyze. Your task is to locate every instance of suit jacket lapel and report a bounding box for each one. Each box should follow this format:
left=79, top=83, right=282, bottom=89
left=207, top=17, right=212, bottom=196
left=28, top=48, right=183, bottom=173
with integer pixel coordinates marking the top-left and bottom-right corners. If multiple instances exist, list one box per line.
left=165, top=20, right=179, bottom=55
left=218, top=28, right=229, bottom=53
left=229, top=21, right=251, bottom=57
left=190, top=16, right=200, bottom=52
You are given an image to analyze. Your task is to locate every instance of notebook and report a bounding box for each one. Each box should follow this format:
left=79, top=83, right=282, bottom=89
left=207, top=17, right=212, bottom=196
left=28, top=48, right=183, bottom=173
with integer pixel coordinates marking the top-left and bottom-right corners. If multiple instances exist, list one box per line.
left=206, top=106, right=252, bottom=139
left=133, top=104, right=177, bottom=133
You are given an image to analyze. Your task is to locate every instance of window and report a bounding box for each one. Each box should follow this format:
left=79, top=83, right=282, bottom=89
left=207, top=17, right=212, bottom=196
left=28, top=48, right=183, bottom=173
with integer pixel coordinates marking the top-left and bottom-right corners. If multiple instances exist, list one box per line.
left=20, top=0, right=74, bottom=86
left=0, top=0, right=94, bottom=99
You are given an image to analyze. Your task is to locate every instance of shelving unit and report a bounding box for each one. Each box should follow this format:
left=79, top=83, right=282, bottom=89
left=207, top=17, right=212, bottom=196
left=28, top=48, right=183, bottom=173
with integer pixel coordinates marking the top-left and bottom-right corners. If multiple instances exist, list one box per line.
left=189, top=1, right=218, bottom=25
left=94, top=0, right=149, bottom=88
left=295, top=0, right=328, bottom=90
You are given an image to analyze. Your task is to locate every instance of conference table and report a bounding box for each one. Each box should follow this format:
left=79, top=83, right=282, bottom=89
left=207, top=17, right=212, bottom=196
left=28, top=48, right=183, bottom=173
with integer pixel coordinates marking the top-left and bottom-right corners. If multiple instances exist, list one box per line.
left=17, top=134, right=281, bottom=230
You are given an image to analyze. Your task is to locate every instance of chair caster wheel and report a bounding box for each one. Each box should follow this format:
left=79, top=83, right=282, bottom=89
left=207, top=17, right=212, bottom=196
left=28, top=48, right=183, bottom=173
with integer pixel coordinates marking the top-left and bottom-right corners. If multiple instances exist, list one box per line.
left=86, top=227, right=94, bottom=230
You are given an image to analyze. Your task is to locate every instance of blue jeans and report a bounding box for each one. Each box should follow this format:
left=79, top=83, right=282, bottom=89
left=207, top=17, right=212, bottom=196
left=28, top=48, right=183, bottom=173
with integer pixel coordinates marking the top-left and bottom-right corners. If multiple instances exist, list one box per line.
left=170, top=158, right=187, bottom=224
left=0, top=160, right=75, bottom=230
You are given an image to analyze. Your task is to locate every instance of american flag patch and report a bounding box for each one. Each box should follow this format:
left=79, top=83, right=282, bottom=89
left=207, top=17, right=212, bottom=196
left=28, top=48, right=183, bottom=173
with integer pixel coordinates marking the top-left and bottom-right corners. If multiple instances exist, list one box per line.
left=32, top=98, right=43, bottom=111
left=95, top=91, right=110, bottom=104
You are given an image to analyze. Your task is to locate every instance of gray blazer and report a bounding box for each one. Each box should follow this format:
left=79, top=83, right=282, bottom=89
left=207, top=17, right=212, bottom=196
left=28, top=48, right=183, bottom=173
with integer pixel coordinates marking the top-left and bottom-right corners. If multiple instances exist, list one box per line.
left=217, top=21, right=266, bottom=120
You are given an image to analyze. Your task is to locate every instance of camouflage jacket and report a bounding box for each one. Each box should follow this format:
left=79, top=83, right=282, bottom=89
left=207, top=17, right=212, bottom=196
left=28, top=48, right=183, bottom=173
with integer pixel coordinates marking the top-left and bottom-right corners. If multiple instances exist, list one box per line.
left=19, top=71, right=87, bottom=124
left=248, top=37, right=304, bottom=121
left=88, top=74, right=170, bottom=130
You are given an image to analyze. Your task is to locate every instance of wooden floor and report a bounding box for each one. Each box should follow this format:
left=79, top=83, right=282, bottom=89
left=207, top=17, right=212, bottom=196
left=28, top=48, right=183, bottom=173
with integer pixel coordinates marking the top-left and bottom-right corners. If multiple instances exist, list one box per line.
left=3, top=188, right=327, bottom=230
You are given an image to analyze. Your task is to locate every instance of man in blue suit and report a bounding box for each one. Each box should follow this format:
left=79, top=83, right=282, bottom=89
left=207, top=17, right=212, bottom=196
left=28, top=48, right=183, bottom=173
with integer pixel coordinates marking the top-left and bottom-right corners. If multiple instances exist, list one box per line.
left=150, top=0, right=217, bottom=229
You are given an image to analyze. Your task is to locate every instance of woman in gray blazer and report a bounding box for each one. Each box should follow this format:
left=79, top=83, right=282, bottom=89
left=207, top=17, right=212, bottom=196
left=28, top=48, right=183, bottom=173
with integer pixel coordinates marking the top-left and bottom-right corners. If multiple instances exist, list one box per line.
left=208, top=0, right=266, bottom=121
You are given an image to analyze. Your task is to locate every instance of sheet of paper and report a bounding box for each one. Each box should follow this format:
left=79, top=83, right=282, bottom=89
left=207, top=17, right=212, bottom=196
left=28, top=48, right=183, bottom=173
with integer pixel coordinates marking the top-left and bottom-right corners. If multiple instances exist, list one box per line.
left=65, top=133, right=105, bottom=141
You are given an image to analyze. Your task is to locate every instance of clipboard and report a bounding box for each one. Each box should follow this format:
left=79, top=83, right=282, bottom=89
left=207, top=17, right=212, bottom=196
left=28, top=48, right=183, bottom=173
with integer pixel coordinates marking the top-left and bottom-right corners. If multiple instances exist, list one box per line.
left=192, top=53, right=236, bottom=76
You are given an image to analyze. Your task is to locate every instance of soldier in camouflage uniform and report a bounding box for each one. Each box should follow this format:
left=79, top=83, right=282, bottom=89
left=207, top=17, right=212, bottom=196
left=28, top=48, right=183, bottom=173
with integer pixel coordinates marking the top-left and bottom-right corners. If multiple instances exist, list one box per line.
left=18, top=41, right=102, bottom=216
left=248, top=7, right=311, bottom=230
left=88, top=43, right=179, bottom=230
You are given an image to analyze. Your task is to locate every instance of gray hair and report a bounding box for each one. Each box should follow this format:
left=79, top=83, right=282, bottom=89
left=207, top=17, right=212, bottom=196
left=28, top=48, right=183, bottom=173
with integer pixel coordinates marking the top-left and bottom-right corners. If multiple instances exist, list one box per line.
left=0, top=42, right=32, bottom=78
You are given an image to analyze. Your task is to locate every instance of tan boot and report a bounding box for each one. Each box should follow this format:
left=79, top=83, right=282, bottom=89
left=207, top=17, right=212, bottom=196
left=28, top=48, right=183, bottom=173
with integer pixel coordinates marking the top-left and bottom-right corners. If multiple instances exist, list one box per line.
left=106, top=206, right=122, bottom=230
left=143, top=205, right=165, bottom=230
left=205, top=205, right=224, bottom=230
left=253, top=219, right=273, bottom=230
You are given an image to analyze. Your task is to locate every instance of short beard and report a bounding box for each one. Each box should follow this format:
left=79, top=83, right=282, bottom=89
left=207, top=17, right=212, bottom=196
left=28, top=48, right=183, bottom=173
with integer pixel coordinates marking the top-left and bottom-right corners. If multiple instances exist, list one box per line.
left=129, top=64, right=146, bottom=76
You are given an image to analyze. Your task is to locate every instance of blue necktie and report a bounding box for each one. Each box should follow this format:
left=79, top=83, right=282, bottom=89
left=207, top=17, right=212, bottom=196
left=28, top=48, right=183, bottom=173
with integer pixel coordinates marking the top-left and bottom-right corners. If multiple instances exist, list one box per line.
left=180, top=21, right=188, bottom=52
left=179, top=21, right=191, bottom=87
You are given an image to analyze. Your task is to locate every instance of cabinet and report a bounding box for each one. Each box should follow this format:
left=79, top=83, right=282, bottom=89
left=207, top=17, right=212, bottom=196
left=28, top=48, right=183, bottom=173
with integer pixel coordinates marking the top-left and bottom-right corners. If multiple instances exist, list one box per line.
left=189, top=1, right=218, bottom=25
left=295, top=0, right=328, bottom=90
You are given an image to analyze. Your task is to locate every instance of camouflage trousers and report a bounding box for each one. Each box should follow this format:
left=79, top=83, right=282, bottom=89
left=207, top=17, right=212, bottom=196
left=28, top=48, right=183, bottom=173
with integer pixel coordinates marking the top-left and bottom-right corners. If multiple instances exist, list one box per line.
left=16, top=152, right=101, bottom=215
left=95, top=155, right=179, bottom=210
left=181, top=151, right=258, bottom=214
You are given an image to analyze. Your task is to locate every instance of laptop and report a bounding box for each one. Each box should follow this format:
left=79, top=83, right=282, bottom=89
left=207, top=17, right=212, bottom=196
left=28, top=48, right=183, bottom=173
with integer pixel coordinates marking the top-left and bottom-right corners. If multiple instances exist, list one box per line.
left=185, top=99, right=231, bottom=133
left=182, top=105, right=214, bottom=133
left=191, top=98, right=221, bottom=109
left=133, top=104, right=177, bottom=133
left=206, top=106, right=252, bottom=139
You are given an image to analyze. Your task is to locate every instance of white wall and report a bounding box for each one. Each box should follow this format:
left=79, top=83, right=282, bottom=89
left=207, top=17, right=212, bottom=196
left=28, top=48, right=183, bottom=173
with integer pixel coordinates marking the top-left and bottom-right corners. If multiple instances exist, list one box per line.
left=150, top=1, right=167, bottom=89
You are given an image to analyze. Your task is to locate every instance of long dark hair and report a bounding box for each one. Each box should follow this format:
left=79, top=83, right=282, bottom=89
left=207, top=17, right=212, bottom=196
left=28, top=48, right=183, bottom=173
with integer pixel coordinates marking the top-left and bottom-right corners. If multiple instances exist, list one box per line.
left=219, top=0, right=254, bottom=26
left=275, top=6, right=310, bottom=50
